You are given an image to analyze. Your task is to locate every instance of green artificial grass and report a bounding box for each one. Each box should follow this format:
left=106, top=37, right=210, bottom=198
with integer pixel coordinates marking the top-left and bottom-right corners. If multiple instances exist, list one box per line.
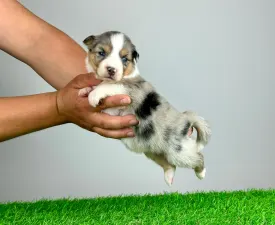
left=0, top=189, right=275, bottom=225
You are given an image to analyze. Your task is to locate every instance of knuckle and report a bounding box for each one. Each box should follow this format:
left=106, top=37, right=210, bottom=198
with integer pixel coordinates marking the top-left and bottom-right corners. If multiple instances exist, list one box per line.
left=97, top=130, right=110, bottom=139
left=102, top=98, right=116, bottom=108
left=119, top=119, right=124, bottom=128
left=107, top=99, right=116, bottom=107
left=85, top=123, right=95, bottom=132
left=98, top=119, right=107, bottom=129
left=120, top=117, right=129, bottom=127
left=104, top=97, right=119, bottom=108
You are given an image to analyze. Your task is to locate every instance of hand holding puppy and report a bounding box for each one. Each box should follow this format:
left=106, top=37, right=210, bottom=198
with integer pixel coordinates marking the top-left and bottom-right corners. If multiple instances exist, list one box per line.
left=56, top=73, right=138, bottom=139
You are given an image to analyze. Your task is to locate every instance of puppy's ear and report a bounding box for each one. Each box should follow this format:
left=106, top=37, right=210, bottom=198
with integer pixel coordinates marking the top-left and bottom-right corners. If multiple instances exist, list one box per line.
left=132, top=49, right=139, bottom=62
left=83, top=35, right=95, bottom=46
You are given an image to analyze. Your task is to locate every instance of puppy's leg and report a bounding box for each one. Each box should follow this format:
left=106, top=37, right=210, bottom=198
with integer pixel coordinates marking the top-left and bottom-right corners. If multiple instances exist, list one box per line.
left=166, top=143, right=206, bottom=180
left=88, top=83, right=127, bottom=107
left=144, top=152, right=176, bottom=186
left=194, top=152, right=206, bottom=180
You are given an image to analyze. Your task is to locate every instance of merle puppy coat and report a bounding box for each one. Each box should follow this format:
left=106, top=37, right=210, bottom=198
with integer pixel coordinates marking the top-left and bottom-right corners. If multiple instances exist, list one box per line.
left=79, top=31, right=211, bottom=186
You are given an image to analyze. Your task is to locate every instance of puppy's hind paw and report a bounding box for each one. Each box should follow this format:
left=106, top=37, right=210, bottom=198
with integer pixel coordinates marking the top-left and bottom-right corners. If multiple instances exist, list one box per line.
left=195, top=168, right=206, bottom=180
left=164, top=167, right=176, bottom=186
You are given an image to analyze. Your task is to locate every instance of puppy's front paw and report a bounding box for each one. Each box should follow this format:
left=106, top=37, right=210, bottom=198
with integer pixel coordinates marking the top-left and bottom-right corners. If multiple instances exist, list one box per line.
left=164, top=167, right=176, bottom=186
left=88, top=91, right=103, bottom=108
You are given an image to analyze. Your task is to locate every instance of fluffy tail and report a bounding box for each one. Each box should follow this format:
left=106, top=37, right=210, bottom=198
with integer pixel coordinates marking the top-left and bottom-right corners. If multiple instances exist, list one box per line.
left=183, top=111, right=211, bottom=151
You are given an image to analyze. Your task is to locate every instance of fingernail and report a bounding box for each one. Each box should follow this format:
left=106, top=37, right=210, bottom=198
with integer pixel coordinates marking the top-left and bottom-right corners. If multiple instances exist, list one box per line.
left=129, top=119, right=139, bottom=126
left=127, top=131, right=135, bottom=137
left=121, top=97, right=131, bottom=104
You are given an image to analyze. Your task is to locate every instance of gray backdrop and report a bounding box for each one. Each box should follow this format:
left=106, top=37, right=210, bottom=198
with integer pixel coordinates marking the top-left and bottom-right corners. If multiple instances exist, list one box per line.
left=0, top=0, right=274, bottom=202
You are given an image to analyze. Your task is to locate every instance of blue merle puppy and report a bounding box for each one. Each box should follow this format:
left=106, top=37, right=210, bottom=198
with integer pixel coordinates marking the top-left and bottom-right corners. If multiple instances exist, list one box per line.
left=78, top=31, right=211, bottom=186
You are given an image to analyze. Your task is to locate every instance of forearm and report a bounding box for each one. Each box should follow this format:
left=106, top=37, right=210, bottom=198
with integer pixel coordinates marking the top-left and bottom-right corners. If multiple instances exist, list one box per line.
left=0, top=0, right=93, bottom=89
left=0, top=92, right=66, bottom=142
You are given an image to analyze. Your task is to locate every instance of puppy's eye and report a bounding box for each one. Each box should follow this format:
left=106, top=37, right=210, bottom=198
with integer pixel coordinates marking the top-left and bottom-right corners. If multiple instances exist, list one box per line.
left=97, top=51, right=105, bottom=57
left=121, top=57, right=128, bottom=64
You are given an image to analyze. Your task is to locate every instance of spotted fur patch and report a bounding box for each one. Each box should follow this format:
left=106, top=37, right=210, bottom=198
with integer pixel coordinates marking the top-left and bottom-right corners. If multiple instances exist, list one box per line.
left=135, top=92, right=160, bottom=120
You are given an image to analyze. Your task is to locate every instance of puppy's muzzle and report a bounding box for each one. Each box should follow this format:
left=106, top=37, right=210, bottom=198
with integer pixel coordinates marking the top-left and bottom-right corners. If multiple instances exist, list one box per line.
left=107, top=66, right=116, bottom=78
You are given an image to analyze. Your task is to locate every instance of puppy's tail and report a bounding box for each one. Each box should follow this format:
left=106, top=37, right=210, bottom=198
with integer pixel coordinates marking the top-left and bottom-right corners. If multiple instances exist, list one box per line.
left=183, top=111, right=211, bottom=151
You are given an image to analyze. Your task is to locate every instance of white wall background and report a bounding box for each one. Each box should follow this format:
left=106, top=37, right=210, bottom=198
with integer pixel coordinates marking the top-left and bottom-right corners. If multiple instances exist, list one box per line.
left=0, top=0, right=274, bottom=202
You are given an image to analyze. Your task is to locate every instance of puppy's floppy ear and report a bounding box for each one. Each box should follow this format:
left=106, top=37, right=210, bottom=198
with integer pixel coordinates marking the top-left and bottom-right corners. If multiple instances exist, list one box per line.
left=132, top=49, right=139, bottom=62
left=83, top=35, right=95, bottom=46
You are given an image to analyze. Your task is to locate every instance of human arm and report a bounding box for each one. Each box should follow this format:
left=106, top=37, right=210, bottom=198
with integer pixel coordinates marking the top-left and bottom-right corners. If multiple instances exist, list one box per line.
left=0, top=0, right=138, bottom=139
left=0, top=0, right=89, bottom=89
left=0, top=92, right=65, bottom=142
left=0, top=74, right=137, bottom=142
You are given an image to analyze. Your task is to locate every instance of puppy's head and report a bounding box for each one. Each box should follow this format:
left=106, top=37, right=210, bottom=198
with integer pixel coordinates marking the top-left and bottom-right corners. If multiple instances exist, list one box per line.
left=83, top=31, right=139, bottom=81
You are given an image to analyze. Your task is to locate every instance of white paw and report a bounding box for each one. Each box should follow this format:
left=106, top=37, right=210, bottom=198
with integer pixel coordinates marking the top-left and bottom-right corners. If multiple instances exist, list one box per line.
left=195, top=168, right=206, bottom=180
left=164, top=167, right=176, bottom=186
left=78, top=87, right=93, bottom=97
left=88, top=91, right=103, bottom=108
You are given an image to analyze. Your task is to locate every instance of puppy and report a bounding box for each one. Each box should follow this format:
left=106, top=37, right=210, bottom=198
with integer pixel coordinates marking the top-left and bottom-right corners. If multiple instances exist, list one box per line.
left=79, top=31, right=211, bottom=186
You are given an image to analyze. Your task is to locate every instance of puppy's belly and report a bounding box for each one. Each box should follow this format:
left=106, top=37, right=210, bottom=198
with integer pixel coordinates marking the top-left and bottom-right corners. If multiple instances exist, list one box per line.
left=102, top=108, right=155, bottom=153
left=102, top=107, right=133, bottom=116
left=121, top=137, right=148, bottom=154
left=102, top=107, right=125, bottom=116
left=102, top=107, right=148, bottom=153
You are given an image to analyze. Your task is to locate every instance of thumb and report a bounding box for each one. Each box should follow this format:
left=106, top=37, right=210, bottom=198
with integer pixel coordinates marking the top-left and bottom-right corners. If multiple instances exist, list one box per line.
left=71, top=73, right=102, bottom=89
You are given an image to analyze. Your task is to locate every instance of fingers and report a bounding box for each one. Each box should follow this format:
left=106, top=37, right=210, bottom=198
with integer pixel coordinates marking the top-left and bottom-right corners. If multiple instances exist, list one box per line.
left=94, top=95, right=132, bottom=111
left=91, top=112, right=139, bottom=130
left=92, top=127, right=135, bottom=139
left=71, top=73, right=102, bottom=88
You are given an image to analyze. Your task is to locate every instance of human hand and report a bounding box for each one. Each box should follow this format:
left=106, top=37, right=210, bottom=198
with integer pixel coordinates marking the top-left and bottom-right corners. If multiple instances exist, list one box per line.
left=56, top=73, right=138, bottom=139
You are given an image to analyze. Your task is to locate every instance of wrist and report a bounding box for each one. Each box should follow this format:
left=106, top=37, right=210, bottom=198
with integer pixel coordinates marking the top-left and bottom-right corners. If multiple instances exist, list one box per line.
left=52, top=91, right=69, bottom=125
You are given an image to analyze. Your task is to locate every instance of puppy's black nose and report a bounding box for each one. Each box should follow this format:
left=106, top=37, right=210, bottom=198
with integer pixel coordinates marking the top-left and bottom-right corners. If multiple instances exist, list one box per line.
left=107, top=66, right=116, bottom=76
